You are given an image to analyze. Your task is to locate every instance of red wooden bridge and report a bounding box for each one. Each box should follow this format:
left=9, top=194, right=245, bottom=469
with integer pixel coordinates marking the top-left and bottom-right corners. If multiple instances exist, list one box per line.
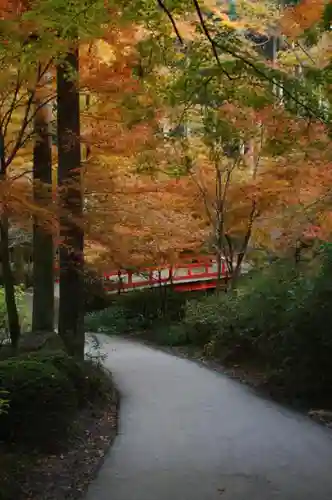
left=103, top=258, right=230, bottom=294
left=55, top=257, right=249, bottom=293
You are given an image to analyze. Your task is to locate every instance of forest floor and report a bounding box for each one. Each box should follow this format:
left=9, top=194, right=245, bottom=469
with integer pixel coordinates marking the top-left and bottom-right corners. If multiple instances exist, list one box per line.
left=1, top=394, right=119, bottom=499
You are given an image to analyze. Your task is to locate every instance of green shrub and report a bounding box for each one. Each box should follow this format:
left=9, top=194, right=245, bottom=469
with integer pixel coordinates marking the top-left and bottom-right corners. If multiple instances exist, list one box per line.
left=20, top=351, right=88, bottom=405
left=151, top=323, right=189, bottom=346
left=229, top=261, right=309, bottom=362
left=79, top=359, right=114, bottom=403
left=115, top=288, right=189, bottom=324
left=183, top=260, right=309, bottom=358
left=184, top=292, right=233, bottom=347
left=48, top=354, right=112, bottom=405
left=85, top=288, right=192, bottom=335
left=266, top=249, right=332, bottom=403
left=0, top=359, right=78, bottom=447
left=19, top=350, right=112, bottom=407
left=85, top=305, right=129, bottom=334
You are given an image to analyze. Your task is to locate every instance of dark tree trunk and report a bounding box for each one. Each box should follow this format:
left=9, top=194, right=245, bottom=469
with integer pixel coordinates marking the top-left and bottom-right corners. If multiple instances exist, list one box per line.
left=0, top=132, right=20, bottom=350
left=12, top=245, right=25, bottom=285
left=0, top=216, right=20, bottom=349
left=215, top=249, right=223, bottom=293
left=32, top=91, right=54, bottom=332
left=57, top=47, right=84, bottom=359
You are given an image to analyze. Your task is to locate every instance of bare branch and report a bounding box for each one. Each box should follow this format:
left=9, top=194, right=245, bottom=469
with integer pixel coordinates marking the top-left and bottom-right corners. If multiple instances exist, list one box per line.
left=5, top=93, right=56, bottom=166
left=176, top=0, right=326, bottom=122
left=1, top=72, right=23, bottom=137
left=156, top=0, right=184, bottom=44
left=9, top=169, right=32, bottom=182
left=157, top=0, right=234, bottom=80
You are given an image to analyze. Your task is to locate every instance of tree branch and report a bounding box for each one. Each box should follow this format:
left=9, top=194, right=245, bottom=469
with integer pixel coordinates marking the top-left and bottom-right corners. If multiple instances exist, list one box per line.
left=154, top=0, right=327, bottom=122
left=156, top=0, right=184, bottom=44
left=157, top=0, right=234, bottom=80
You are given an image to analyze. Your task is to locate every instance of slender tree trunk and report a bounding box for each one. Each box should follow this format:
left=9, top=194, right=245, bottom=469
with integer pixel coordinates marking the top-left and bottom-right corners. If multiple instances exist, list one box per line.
left=13, top=245, right=25, bottom=285
left=158, top=270, right=167, bottom=316
left=57, top=47, right=84, bottom=359
left=215, top=248, right=223, bottom=293
left=0, top=217, right=20, bottom=349
left=229, top=265, right=241, bottom=290
left=32, top=82, right=54, bottom=332
left=0, top=132, right=20, bottom=349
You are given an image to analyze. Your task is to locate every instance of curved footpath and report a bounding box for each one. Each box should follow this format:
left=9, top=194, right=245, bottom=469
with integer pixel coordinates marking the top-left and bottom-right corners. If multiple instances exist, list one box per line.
left=85, top=335, right=332, bottom=500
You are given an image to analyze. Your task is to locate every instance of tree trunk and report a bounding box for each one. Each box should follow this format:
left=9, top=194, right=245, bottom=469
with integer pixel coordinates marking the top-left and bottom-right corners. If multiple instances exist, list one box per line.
left=0, top=215, right=20, bottom=349
left=12, top=245, right=25, bottom=285
left=57, top=47, right=84, bottom=359
left=229, top=264, right=241, bottom=290
left=0, top=132, right=20, bottom=349
left=32, top=87, right=54, bottom=333
left=215, top=249, right=223, bottom=293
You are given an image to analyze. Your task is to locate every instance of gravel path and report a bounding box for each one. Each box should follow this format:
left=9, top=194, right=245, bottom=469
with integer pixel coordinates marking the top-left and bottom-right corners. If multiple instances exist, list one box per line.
left=84, top=335, right=332, bottom=500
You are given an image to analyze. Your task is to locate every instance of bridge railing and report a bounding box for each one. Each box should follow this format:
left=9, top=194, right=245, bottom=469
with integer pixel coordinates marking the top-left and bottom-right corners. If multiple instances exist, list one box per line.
left=103, top=259, right=228, bottom=294
left=54, top=257, right=249, bottom=293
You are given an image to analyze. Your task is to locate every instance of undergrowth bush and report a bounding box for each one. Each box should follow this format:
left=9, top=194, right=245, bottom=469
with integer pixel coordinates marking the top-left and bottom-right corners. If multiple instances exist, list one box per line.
left=86, top=304, right=129, bottom=334
left=0, top=359, right=77, bottom=447
left=19, top=350, right=112, bottom=407
left=267, top=248, right=332, bottom=404
left=183, top=260, right=310, bottom=356
left=85, top=288, right=194, bottom=337
left=183, top=252, right=332, bottom=406
left=0, top=349, right=114, bottom=448
left=141, top=322, right=189, bottom=346
left=116, top=288, right=189, bottom=323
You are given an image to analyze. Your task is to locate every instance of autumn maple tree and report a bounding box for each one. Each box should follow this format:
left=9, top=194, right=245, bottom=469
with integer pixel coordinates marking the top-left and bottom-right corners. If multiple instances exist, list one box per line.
left=137, top=0, right=332, bottom=286
left=0, top=0, right=331, bottom=355
left=0, top=0, right=114, bottom=352
left=68, top=0, right=332, bottom=292
left=0, top=1, right=57, bottom=348
left=80, top=27, right=206, bottom=273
